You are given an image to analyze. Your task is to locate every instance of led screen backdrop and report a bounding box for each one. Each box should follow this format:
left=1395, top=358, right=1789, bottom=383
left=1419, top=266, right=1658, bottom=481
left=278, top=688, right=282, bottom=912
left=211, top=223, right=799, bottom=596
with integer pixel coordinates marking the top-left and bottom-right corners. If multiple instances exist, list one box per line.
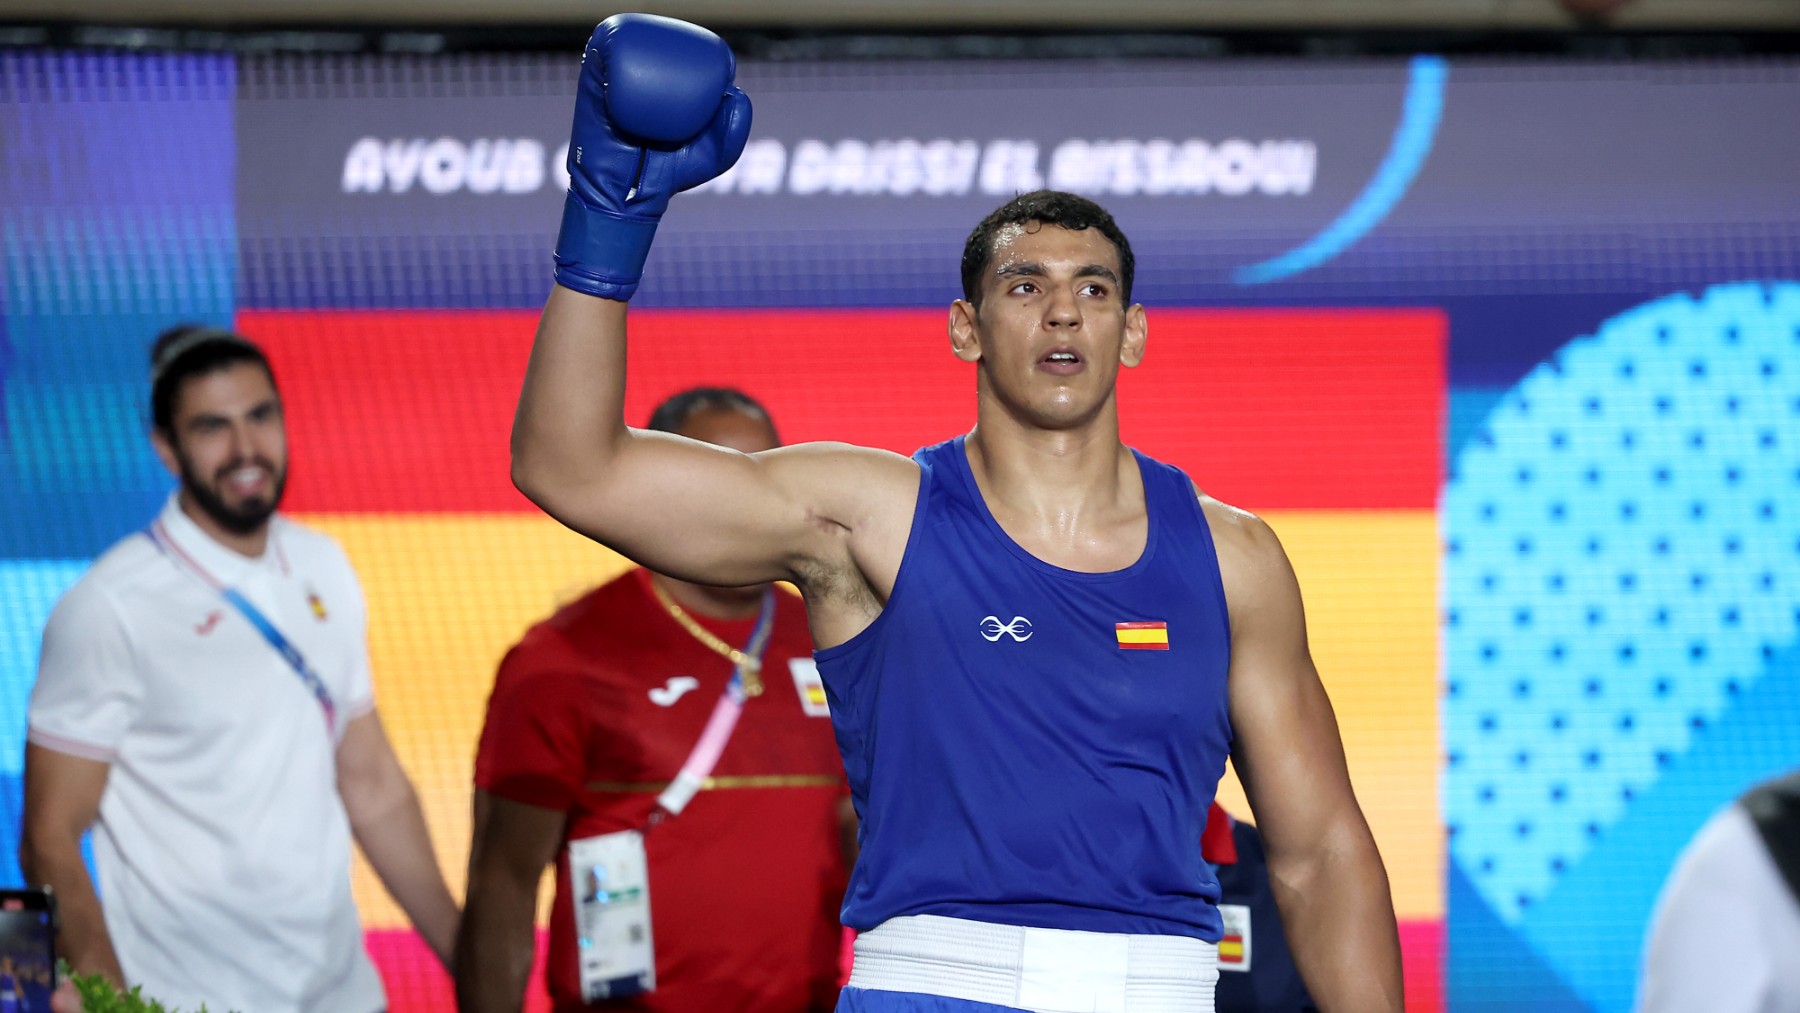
left=3, top=49, right=1798, bottom=1012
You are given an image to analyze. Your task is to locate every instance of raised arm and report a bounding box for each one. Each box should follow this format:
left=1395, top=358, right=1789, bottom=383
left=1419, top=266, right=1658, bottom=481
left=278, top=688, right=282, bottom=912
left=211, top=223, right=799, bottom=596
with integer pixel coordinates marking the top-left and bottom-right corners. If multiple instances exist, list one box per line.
left=1208, top=500, right=1403, bottom=1012
left=512, top=15, right=909, bottom=591
left=515, top=293, right=905, bottom=590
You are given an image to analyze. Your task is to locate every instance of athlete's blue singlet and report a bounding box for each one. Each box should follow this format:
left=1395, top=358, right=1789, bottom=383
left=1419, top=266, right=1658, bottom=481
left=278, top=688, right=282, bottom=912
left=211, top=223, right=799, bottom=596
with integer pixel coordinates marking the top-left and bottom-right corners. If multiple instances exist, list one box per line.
left=815, top=436, right=1234, bottom=942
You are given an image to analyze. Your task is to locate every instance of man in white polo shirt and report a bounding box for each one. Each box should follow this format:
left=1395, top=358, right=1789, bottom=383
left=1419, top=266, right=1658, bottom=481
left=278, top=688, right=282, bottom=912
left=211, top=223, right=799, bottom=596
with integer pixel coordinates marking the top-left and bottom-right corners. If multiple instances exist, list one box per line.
left=1638, top=768, right=1800, bottom=1012
left=21, top=326, right=459, bottom=1013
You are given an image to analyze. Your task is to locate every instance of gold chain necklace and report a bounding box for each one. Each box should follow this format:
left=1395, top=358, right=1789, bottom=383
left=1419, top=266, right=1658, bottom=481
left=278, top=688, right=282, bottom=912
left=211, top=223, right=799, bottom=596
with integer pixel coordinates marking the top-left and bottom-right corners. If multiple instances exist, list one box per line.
left=648, top=579, right=765, bottom=696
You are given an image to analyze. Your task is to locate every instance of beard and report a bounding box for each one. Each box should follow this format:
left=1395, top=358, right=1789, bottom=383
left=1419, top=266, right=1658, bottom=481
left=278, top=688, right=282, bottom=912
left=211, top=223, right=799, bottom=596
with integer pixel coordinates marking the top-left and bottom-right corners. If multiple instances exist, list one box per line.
left=179, top=454, right=287, bottom=536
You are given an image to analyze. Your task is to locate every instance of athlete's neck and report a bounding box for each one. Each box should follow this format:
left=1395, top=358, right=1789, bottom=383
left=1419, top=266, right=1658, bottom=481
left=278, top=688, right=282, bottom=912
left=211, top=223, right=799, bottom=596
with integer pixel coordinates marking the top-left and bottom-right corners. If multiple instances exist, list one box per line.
left=177, top=491, right=271, bottom=559
left=965, top=403, right=1135, bottom=519
left=650, top=572, right=769, bottom=621
left=963, top=413, right=1146, bottom=573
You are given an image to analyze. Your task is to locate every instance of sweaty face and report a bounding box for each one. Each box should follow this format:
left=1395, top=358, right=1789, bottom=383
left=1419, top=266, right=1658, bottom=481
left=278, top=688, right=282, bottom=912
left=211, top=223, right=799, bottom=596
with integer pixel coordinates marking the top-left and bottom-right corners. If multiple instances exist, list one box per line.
left=958, top=222, right=1144, bottom=429
left=158, top=363, right=288, bottom=536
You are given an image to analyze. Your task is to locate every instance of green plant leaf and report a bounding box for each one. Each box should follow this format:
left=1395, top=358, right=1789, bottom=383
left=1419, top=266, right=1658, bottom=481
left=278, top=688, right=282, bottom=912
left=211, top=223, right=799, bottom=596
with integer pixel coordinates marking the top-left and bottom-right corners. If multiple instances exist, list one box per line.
left=55, top=962, right=242, bottom=1013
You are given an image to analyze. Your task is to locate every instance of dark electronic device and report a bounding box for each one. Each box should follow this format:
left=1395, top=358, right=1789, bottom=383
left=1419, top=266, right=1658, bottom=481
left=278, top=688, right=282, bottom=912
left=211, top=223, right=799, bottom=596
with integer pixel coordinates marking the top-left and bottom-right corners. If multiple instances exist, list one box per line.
left=0, top=889, right=57, bottom=1011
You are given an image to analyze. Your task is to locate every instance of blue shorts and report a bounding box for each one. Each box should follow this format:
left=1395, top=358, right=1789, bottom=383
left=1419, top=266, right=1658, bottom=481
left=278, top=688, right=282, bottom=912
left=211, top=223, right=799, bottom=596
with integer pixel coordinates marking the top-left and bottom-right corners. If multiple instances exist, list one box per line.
left=837, top=986, right=1023, bottom=1012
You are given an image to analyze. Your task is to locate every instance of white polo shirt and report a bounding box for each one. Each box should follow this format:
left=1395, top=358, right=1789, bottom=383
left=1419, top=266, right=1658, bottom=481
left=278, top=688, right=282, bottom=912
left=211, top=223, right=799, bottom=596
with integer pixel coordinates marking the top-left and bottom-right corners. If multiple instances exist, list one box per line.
left=1638, top=802, right=1800, bottom=1012
left=28, top=496, right=384, bottom=1013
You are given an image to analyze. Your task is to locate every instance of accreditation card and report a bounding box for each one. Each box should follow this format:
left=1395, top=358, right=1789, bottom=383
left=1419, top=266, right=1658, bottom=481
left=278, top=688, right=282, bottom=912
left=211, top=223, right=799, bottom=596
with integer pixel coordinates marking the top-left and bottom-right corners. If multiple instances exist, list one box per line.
left=569, top=829, right=655, bottom=1000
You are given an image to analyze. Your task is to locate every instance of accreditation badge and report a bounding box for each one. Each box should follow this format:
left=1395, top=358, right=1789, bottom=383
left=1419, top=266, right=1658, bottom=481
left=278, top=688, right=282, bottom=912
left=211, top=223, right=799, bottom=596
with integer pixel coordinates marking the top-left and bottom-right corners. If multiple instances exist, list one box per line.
left=1217, top=903, right=1252, bottom=972
left=789, top=658, right=831, bottom=717
left=569, top=829, right=655, bottom=1000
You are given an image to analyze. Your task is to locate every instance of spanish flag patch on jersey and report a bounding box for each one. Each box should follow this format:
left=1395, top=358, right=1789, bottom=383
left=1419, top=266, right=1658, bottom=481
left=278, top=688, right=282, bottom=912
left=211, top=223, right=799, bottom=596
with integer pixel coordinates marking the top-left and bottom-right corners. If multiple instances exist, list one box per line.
left=1115, top=621, right=1169, bottom=650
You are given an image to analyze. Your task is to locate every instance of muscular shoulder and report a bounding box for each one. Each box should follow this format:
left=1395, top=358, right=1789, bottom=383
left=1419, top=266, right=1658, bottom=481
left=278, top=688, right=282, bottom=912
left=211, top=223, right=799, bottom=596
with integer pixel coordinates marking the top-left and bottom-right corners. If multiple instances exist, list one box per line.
left=766, top=441, right=920, bottom=591
left=1193, top=487, right=1299, bottom=625
left=764, top=441, right=919, bottom=532
left=1196, top=490, right=1284, bottom=573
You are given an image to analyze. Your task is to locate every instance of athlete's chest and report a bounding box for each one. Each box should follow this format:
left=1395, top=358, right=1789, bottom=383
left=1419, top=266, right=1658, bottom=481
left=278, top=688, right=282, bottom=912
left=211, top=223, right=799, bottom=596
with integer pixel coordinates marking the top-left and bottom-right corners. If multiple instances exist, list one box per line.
left=980, top=506, right=1151, bottom=575
left=937, top=573, right=1226, bottom=685
left=888, top=518, right=1231, bottom=719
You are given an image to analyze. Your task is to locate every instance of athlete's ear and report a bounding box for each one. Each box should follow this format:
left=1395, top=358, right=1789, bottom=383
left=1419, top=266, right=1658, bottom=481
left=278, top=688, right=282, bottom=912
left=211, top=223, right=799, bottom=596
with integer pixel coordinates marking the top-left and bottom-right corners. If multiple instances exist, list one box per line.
left=948, top=299, right=983, bottom=364
left=150, top=427, right=182, bottom=479
left=1119, top=303, right=1148, bottom=369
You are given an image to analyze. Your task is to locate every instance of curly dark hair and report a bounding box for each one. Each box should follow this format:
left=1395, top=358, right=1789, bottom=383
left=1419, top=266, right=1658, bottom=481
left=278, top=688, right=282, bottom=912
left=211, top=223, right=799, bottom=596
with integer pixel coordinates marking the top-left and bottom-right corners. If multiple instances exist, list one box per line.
left=959, top=190, right=1136, bottom=308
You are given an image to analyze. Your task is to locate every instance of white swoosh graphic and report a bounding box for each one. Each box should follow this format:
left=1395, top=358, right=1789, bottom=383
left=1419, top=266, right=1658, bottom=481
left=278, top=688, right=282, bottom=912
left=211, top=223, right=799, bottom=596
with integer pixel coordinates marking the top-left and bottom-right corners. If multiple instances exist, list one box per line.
left=648, top=676, right=701, bottom=707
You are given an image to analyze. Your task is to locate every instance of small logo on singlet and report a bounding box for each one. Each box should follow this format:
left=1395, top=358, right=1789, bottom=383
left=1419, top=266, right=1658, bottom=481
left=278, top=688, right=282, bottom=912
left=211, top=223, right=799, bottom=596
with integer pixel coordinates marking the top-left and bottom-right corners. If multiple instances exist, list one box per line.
left=648, top=676, right=701, bottom=707
left=195, top=610, right=225, bottom=636
left=979, top=615, right=1034, bottom=642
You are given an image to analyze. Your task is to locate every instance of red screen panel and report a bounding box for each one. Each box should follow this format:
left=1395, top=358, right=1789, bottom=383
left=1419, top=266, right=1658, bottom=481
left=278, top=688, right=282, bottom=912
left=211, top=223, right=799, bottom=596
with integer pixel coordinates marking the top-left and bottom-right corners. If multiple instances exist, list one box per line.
left=246, top=306, right=1441, bottom=514
left=1119, top=307, right=1444, bottom=509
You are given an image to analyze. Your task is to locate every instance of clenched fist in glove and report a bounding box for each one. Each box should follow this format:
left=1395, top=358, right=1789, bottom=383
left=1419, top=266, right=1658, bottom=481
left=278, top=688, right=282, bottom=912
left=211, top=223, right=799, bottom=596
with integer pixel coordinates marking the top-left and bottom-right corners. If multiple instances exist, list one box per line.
left=552, top=14, right=752, bottom=301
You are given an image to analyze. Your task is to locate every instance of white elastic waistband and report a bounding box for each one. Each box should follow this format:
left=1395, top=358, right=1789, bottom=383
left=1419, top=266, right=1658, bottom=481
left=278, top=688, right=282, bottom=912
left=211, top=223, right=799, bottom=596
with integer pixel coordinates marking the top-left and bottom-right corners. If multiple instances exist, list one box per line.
left=848, top=914, right=1219, bottom=1013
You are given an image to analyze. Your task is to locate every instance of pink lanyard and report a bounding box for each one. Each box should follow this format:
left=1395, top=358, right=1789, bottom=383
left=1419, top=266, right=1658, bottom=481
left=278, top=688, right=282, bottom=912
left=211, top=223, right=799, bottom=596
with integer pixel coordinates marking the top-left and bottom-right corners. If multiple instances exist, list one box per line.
left=653, top=588, right=776, bottom=819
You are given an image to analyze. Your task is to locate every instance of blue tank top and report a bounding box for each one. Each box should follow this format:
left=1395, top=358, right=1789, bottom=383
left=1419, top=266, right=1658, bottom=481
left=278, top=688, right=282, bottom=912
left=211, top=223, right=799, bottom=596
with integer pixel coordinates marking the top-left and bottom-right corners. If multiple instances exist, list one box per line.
left=815, top=435, right=1233, bottom=941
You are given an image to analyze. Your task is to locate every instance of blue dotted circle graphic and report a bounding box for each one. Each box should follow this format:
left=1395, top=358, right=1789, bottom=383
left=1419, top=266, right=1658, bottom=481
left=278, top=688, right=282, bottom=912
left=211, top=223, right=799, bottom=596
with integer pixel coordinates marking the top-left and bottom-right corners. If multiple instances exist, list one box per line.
left=1445, top=281, right=1800, bottom=924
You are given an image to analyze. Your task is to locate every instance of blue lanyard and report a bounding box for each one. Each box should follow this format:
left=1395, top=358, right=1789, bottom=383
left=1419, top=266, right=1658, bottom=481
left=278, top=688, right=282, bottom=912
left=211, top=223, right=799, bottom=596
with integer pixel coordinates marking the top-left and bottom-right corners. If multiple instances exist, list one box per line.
left=726, top=588, right=778, bottom=700
left=145, top=521, right=338, bottom=734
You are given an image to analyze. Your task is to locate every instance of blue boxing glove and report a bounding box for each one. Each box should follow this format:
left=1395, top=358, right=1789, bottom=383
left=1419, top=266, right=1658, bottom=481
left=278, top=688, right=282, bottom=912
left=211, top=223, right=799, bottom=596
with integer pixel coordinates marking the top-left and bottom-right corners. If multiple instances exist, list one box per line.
left=553, top=14, right=751, bottom=300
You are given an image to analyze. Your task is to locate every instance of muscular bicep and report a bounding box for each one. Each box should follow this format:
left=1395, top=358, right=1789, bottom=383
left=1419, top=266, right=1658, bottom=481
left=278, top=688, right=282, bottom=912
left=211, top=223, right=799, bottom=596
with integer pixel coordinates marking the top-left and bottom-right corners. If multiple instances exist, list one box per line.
left=511, top=288, right=916, bottom=590
left=556, top=436, right=914, bottom=589
left=1211, top=506, right=1362, bottom=866
left=521, top=420, right=917, bottom=592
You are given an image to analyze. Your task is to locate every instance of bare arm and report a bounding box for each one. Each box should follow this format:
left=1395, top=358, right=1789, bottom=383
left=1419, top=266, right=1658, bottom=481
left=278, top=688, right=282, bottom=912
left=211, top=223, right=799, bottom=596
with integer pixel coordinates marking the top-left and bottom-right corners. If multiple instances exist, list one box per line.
left=511, top=289, right=912, bottom=594
left=455, top=790, right=563, bottom=1013
left=20, top=744, right=124, bottom=986
left=336, top=711, right=459, bottom=969
left=520, top=22, right=915, bottom=604
left=1211, top=502, right=1403, bottom=1012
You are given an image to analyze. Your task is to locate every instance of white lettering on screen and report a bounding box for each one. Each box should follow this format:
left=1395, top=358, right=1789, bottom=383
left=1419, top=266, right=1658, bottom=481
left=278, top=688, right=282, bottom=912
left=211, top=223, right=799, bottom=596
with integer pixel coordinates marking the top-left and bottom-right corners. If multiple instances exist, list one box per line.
left=341, top=138, right=546, bottom=195
left=338, top=136, right=1314, bottom=199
